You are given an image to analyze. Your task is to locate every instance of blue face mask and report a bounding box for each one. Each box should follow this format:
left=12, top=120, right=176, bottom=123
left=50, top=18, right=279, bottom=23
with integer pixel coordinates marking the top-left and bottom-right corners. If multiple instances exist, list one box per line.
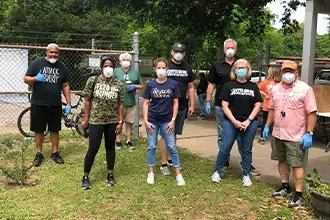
left=235, top=69, right=247, bottom=78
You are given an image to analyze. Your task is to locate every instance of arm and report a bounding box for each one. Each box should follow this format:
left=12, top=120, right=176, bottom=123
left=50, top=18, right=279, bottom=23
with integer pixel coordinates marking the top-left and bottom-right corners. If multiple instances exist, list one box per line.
left=82, top=96, right=91, bottom=128
left=24, top=76, right=37, bottom=85
left=187, top=82, right=195, bottom=116
left=307, top=112, right=317, bottom=133
left=222, top=101, right=236, bottom=123
left=143, top=99, right=153, bottom=134
left=206, top=83, right=215, bottom=101
left=248, top=102, right=261, bottom=120
left=167, top=98, right=179, bottom=134
left=62, top=83, right=71, bottom=105
left=265, top=109, right=274, bottom=126
left=116, top=102, right=124, bottom=135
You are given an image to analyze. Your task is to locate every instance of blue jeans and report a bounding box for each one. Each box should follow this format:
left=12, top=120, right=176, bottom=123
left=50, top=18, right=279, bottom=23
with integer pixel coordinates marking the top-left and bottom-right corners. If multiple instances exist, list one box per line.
left=198, top=94, right=206, bottom=115
left=146, top=122, right=181, bottom=168
left=215, top=106, right=224, bottom=151
left=214, top=119, right=258, bottom=175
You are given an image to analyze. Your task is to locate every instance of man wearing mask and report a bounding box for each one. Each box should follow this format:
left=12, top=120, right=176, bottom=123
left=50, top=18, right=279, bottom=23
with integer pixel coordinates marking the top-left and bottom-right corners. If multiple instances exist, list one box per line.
left=206, top=39, right=260, bottom=177
left=263, top=61, right=317, bottom=208
left=156, top=43, right=195, bottom=175
left=23, top=43, right=71, bottom=166
left=114, top=53, right=143, bottom=150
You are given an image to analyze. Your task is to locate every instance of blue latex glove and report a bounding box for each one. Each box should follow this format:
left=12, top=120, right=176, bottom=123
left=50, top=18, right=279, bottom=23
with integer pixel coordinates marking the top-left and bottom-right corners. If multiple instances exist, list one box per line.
left=35, top=70, right=46, bottom=82
left=205, top=103, right=211, bottom=115
left=262, top=125, right=270, bottom=141
left=65, top=105, right=72, bottom=115
left=300, top=133, right=313, bottom=149
left=127, top=84, right=137, bottom=92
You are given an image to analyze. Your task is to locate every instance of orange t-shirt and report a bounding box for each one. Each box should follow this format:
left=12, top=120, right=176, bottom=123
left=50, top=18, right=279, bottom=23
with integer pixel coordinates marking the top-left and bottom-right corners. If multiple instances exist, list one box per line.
left=258, top=79, right=275, bottom=111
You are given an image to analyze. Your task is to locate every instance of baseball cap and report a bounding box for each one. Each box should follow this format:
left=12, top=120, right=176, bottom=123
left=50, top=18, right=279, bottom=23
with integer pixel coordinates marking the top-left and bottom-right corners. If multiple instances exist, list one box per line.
left=172, top=43, right=185, bottom=52
left=281, top=60, right=298, bottom=70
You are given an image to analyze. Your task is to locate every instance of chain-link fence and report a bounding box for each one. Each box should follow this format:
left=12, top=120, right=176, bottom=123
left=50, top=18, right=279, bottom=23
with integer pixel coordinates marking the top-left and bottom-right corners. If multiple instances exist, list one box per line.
left=0, top=44, right=130, bottom=135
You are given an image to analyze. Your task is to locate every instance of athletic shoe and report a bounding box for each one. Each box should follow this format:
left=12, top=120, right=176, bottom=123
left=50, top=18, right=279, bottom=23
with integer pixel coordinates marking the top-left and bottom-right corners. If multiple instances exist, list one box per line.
left=50, top=152, right=64, bottom=164
left=126, top=141, right=135, bottom=150
left=272, top=186, right=292, bottom=198
left=250, top=165, right=261, bottom=176
left=33, top=152, right=44, bottom=167
left=167, top=160, right=173, bottom=167
left=147, top=172, right=155, bottom=184
left=288, top=194, right=304, bottom=208
left=243, top=175, right=252, bottom=187
left=106, top=174, right=116, bottom=186
left=258, top=138, right=265, bottom=145
left=81, top=176, right=90, bottom=190
left=176, top=174, right=185, bottom=186
left=160, top=166, right=171, bottom=176
left=115, top=141, right=122, bottom=150
left=211, top=172, right=221, bottom=183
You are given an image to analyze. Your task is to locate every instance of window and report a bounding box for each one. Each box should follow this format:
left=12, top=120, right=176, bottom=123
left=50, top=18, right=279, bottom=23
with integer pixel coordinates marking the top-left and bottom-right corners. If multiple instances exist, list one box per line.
left=318, top=71, right=330, bottom=80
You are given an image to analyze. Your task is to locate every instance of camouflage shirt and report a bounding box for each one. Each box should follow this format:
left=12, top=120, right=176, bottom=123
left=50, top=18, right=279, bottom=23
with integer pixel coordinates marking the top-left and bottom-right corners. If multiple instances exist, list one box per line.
left=84, top=76, right=124, bottom=125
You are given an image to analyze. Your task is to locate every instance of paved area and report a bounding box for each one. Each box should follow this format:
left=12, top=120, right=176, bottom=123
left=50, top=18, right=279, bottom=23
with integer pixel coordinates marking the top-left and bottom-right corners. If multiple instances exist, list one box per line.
left=138, top=116, right=330, bottom=183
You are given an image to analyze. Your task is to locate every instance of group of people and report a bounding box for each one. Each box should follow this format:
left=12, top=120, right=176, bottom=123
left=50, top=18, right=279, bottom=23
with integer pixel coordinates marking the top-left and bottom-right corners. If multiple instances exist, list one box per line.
left=24, top=39, right=317, bottom=208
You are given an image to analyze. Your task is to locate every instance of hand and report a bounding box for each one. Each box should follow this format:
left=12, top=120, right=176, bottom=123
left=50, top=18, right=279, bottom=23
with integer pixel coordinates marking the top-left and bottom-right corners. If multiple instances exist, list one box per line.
left=81, top=120, right=88, bottom=129
left=241, top=120, right=251, bottom=131
left=127, top=84, right=137, bottom=92
left=167, top=120, right=175, bottom=134
left=116, top=123, right=123, bottom=135
left=35, top=70, right=46, bottom=82
left=188, top=105, right=194, bottom=117
left=205, top=103, right=211, bottom=115
left=65, top=105, right=72, bottom=115
left=145, top=121, right=154, bottom=134
left=265, top=94, right=270, bottom=100
left=262, top=125, right=270, bottom=141
left=233, top=120, right=244, bottom=130
left=300, top=133, right=313, bottom=150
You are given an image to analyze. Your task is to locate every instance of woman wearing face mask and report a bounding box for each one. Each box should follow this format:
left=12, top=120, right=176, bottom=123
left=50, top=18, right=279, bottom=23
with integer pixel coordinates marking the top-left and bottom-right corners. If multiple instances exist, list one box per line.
left=81, top=57, right=124, bottom=190
left=143, top=57, right=185, bottom=186
left=211, top=59, right=262, bottom=187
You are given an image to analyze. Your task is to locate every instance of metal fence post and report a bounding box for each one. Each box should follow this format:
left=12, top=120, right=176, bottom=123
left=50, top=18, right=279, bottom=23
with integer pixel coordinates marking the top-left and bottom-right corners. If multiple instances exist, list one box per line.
left=132, top=32, right=140, bottom=138
left=259, top=43, right=263, bottom=81
left=264, top=42, right=271, bottom=76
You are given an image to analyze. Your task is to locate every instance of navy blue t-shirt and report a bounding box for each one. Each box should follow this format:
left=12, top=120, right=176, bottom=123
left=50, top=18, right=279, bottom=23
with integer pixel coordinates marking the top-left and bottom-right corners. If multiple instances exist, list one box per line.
left=143, top=78, right=181, bottom=123
left=25, top=58, right=70, bottom=106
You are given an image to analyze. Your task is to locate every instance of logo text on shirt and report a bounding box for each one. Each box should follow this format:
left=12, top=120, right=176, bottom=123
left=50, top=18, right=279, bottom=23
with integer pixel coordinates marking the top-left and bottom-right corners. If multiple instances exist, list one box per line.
left=230, top=88, right=255, bottom=97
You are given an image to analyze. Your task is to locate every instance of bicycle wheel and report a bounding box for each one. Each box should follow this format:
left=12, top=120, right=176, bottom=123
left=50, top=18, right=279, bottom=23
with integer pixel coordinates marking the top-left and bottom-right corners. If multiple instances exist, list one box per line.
left=75, top=113, right=88, bottom=138
left=17, top=107, right=49, bottom=138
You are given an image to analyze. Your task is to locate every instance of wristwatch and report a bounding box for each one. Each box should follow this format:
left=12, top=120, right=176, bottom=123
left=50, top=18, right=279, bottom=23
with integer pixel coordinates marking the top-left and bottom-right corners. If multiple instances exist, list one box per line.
left=118, top=120, right=123, bottom=124
left=248, top=117, right=253, bottom=122
left=171, top=118, right=176, bottom=121
left=307, top=131, right=313, bottom=136
left=205, top=100, right=210, bottom=103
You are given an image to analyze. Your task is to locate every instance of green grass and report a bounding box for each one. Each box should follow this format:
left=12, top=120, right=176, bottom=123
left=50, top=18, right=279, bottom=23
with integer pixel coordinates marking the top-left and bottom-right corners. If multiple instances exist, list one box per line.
left=0, top=133, right=317, bottom=219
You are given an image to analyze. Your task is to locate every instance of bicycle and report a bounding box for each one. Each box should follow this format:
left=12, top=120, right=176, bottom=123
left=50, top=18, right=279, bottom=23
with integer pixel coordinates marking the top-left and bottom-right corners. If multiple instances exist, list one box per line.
left=17, top=93, right=87, bottom=138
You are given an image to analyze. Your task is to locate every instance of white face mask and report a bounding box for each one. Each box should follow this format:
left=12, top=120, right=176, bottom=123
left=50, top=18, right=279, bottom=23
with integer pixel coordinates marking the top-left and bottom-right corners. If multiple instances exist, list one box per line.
left=225, top=48, right=235, bottom=58
left=121, top=61, right=131, bottom=68
left=173, top=52, right=183, bottom=62
left=282, top=72, right=295, bottom=84
left=48, top=58, right=57, bottom=64
left=103, top=67, right=114, bottom=78
left=156, top=69, right=167, bottom=78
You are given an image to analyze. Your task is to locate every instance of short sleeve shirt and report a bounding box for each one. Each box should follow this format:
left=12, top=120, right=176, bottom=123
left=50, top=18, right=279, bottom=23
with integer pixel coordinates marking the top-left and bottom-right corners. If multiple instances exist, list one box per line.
left=25, top=58, right=70, bottom=106
left=143, top=79, right=181, bottom=123
left=220, top=81, right=263, bottom=122
left=269, top=80, right=317, bottom=142
left=258, top=79, right=276, bottom=111
left=114, top=67, right=142, bottom=107
left=84, top=76, right=124, bottom=125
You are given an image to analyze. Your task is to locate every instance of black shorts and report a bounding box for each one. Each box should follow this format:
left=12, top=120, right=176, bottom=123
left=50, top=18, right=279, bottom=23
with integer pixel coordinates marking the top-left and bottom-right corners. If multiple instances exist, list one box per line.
left=30, top=104, right=62, bottom=133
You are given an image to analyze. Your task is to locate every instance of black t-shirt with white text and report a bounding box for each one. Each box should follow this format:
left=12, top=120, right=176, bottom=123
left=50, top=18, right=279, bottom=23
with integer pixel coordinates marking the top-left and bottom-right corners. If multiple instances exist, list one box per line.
left=153, top=60, right=195, bottom=110
left=25, top=58, right=70, bottom=106
left=220, top=80, right=262, bottom=122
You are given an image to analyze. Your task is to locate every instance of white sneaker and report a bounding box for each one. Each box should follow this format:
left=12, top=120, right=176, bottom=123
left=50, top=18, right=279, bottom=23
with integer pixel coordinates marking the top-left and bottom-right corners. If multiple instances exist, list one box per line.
left=243, top=175, right=252, bottom=187
left=211, top=172, right=221, bottom=183
left=147, top=172, right=155, bottom=184
left=176, top=174, right=185, bottom=186
left=160, top=166, right=171, bottom=176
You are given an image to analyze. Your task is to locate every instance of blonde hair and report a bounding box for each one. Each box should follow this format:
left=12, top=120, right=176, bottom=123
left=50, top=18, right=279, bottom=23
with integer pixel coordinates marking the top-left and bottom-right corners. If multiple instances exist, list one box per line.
left=230, top=59, right=252, bottom=80
left=267, top=66, right=281, bottom=82
left=119, top=52, right=132, bottom=61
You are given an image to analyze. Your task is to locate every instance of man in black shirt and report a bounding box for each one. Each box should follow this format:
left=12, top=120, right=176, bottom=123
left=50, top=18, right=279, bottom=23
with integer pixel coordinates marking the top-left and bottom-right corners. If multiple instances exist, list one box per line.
left=24, top=43, right=71, bottom=167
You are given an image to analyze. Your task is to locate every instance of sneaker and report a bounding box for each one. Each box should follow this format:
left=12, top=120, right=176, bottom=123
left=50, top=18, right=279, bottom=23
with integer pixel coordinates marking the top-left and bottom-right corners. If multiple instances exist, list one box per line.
left=33, top=152, right=44, bottom=167
left=288, top=194, right=304, bottom=208
left=243, top=175, right=252, bottom=187
left=147, top=172, right=155, bottom=184
left=160, top=166, right=171, bottom=176
left=211, top=172, right=221, bottom=183
left=50, top=152, right=65, bottom=164
left=167, top=160, right=173, bottom=167
left=272, top=186, right=292, bottom=198
left=115, top=141, right=122, bottom=150
left=258, top=138, right=265, bottom=145
left=126, top=141, right=135, bottom=150
left=250, top=165, right=261, bottom=176
left=106, top=174, right=116, bottom=186
left=223, top=160, right=230, bottom=170
left=81, top=176, right=90, bottom=190
left=176, top=174, right=185, bottom=186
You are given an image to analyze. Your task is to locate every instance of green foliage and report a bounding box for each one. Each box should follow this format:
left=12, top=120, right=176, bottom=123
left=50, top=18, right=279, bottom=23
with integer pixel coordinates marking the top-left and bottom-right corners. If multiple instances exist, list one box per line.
left=306, top=168, right=330, bottom=197
left=0, top=137, right=33, bottom=186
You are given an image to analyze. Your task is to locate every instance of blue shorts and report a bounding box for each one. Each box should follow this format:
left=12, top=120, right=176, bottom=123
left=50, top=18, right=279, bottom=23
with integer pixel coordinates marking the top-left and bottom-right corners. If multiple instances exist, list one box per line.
left=175, top=109, right=186, bottom=135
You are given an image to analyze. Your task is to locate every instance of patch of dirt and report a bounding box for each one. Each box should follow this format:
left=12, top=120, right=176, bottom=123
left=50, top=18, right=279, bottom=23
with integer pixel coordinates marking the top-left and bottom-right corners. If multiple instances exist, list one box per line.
left=0, top=174, right=40, bottom=189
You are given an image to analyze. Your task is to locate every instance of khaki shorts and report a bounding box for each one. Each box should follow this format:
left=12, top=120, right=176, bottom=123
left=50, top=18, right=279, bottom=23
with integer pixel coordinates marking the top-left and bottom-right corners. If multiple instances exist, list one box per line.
left=124, top=106, right=136, bottom=124
left=271, top=137, right=304, bottom=167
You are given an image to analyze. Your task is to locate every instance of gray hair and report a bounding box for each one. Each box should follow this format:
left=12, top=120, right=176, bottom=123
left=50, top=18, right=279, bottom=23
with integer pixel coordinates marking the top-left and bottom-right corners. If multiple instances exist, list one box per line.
left=223, top=39, right=237, bottom=49
left=47, top=43, right=59, bottom=50
left=119, top=52, right=132, bottom=61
